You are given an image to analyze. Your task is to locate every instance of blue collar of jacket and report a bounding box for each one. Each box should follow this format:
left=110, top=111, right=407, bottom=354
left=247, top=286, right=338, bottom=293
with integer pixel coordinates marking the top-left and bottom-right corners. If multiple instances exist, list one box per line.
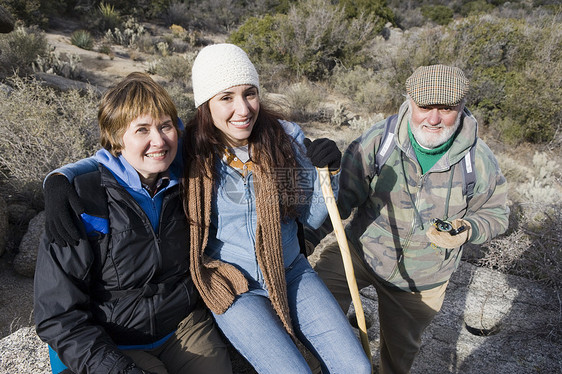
left=94, top=149, right=179, bottom=231
left=94, top=149, right=180, bottom=192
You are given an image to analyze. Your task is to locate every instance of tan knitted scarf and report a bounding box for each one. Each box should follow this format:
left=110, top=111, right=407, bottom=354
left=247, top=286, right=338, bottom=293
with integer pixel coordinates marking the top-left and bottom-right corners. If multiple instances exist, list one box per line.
left=186, top=158, right=296, bottom=340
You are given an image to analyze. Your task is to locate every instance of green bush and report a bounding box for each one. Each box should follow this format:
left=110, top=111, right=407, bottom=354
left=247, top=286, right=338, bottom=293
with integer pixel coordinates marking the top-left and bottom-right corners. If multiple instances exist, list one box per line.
left=339, top=0, right=395, bottom=31
left=229, top=14, right=289, bottom=78
left=364, top=13, right=561, bottom=144
left=421, top=5, right=454, bottom=25
left=0, top=75, right=99, bottom=200
left=230, top=0, right=377, bottom=81
left=441, top=15, right=561, bottom=144
left=70, top=30, right=94, bottom=50
left=460, top=0, right=495, bottom=16
left=0, top=26, right=48, bottom=78
left=3, top=0, right=48, bottom=27
left=145, top=0, right=174, bottom=18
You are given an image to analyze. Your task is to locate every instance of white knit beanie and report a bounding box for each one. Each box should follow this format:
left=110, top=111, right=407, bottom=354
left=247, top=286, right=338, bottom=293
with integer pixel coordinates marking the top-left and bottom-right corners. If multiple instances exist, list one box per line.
left=192, top=43, right=260, bottom=108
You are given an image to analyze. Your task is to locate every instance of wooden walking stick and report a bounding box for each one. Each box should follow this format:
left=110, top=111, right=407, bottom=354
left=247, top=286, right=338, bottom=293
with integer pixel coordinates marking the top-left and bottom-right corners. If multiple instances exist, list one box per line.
left=317, top=167, right=372, bottom=364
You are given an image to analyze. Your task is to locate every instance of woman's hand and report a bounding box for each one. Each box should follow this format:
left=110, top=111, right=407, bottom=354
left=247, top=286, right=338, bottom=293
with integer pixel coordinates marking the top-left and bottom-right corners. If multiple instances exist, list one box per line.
left=304, top=138, right=341, bottom=172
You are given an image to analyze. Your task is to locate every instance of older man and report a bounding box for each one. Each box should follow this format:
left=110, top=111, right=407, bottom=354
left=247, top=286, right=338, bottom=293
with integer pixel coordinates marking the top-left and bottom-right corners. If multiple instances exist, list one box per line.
left=308, top=65, right=509, bottom=373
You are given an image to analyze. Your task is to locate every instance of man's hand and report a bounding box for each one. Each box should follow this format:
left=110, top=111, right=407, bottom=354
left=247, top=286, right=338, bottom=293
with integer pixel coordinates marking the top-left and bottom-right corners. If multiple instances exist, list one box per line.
left=44, top=174, right=85, bottom=247
left=304, top=138, right=341, bottom=172
left=426, top=219, right=471, bottom=249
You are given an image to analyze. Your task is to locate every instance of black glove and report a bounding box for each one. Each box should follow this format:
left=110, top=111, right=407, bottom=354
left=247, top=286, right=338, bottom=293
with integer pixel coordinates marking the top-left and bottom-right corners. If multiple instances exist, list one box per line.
left=304, top=138, right=341, bottom=172
left=44, top=174, right=85, bottom=247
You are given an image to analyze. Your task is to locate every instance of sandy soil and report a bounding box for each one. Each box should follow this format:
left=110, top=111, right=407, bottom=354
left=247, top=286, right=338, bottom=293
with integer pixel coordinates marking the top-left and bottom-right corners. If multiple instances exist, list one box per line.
left=44, top=30, right=158, bottom=89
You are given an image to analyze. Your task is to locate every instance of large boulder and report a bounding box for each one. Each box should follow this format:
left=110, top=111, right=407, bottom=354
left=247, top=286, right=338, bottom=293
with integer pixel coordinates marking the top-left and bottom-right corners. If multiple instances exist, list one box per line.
left=0, top=327, right=50, bottom=374
left=35, top=72, right=104, bottom=96
left=0, top=5, right=15, bottom=34
left=14, top=211, right=44, bottom=278
left=7, top=203, right=38, bottom=226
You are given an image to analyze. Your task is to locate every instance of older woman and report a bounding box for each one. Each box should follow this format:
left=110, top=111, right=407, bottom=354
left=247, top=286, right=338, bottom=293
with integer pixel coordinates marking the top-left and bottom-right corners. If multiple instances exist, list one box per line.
left=35, top=73, right=231, bottom=374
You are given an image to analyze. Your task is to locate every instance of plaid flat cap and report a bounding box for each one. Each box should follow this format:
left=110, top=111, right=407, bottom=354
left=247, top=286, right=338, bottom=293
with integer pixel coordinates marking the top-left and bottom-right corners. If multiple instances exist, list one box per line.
left=405, top=64, right=469, bottom=106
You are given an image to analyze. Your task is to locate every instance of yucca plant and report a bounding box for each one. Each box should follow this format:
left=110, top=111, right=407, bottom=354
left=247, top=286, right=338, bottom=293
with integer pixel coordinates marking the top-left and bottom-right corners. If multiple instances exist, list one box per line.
left=98, top=2, right=120, bottom=32
left=70, top=30, right=94, bottom=50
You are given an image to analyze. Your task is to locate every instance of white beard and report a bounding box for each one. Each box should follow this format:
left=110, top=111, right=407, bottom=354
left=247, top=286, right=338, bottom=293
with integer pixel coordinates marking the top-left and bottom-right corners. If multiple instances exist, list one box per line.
left=409, top=110, right=462, bottom=149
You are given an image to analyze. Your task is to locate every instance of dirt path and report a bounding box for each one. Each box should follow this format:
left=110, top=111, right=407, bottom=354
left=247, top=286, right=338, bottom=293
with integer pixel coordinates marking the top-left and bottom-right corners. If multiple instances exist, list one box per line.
left=44, top=31, right=159, bottom=89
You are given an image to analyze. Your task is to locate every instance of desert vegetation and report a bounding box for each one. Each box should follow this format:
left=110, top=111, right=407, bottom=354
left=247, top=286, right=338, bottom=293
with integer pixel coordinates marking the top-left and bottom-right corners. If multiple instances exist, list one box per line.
left=0, top=0, right=560, bottom=338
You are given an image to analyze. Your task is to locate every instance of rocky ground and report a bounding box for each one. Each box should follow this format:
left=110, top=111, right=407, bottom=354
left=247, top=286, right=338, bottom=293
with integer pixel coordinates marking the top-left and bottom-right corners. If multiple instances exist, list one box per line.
left=1, top=233, right=561, bottom=373
left=1, top=206, right=560, bottom=373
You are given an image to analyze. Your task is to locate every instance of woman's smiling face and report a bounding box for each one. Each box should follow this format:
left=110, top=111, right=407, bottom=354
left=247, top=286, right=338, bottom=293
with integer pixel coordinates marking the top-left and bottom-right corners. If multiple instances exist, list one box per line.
left=208, top=84, right=260, bottom=147
left=120, top=113, right=178, bottom=186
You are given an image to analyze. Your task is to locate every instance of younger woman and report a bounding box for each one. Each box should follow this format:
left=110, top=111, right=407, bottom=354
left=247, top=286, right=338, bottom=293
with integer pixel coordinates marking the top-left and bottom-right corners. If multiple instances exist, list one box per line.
left=182, top=43, right=371, bottom=374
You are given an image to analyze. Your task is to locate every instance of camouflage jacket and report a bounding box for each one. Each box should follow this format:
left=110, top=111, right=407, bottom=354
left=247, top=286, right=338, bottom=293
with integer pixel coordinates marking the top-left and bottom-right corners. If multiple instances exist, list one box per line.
left=335, top=101, right=509, bottom=291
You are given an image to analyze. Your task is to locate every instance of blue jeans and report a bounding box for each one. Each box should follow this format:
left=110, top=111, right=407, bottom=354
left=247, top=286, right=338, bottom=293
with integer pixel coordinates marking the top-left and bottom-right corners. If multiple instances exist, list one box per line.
left=212, top=254, right=371, bottom=374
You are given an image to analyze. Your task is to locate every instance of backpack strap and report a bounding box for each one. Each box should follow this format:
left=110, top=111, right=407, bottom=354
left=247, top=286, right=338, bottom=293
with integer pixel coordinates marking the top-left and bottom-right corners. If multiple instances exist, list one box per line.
left=461, top=140, right=477, bottom=204
left=374, top=114, right=399, bottom=176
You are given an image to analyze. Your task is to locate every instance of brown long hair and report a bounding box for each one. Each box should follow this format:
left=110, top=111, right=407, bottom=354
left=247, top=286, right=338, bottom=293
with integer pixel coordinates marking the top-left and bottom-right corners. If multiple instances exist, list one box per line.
left=182, top=102, right=302, bottom=220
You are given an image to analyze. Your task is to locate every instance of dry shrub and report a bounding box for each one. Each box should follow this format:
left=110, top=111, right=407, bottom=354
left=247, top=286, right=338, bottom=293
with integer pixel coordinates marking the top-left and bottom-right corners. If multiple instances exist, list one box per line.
left=103, top=16, right=146, bottom=49
left=151, top=52, right=195, bottom=85
left=134, top=33, right=156, bottom=54
left=0, top=75, right=99, bottom=201
left=329, top=65, right=397, bottom=114
left=33, top=46, right=83, bottom=80
left=281, top=81, right=324, bottom=122
left=479, top=152, right=562, bottom=289
left=163, top=83, right=196, bottom=124
left=480, top=205, right=562, bottom=288
left=0, top=26, right=48, bottom=78
left=478, top=150, right=561, bottom=341
left=164, top=0, right=247, bottom=33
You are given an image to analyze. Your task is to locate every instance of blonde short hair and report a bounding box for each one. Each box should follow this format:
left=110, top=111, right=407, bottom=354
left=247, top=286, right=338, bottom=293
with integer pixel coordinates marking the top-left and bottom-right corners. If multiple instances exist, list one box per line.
left=98, top=72, right=179, bottom=156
